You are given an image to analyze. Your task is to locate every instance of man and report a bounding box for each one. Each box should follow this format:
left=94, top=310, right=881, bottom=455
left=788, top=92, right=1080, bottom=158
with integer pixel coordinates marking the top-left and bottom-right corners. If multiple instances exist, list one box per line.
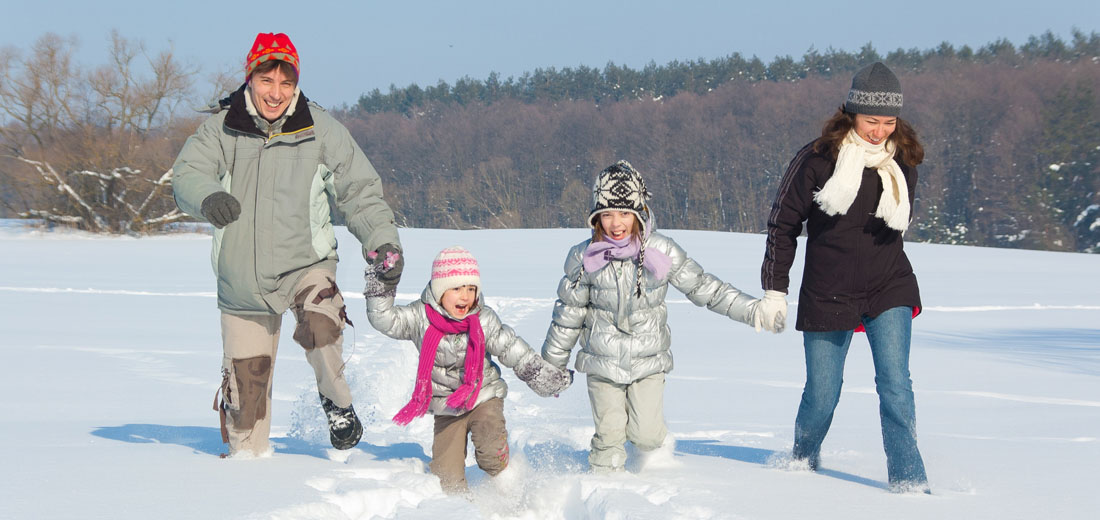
left=172, top=33, right=403, bottom=457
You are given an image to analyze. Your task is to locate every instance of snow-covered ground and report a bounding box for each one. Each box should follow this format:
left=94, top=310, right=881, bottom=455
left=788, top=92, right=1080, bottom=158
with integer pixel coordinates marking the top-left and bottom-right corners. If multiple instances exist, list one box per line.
left=1, top=224, right=1097, bottom=519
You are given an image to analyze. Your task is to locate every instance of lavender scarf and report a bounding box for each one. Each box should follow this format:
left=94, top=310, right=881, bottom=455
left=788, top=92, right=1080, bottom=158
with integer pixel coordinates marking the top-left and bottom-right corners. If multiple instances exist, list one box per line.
left=582, top=235, right=672, bottom=279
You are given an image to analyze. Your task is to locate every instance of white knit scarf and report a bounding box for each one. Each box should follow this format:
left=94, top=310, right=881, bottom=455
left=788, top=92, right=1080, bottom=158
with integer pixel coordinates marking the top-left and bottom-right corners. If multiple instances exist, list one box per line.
left=813, top=129, right=910, bottom=232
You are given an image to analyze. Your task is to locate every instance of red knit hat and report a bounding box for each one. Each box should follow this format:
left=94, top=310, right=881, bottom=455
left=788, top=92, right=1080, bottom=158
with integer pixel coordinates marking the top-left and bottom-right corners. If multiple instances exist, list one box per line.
left=244, top=33, right=300, bottom=80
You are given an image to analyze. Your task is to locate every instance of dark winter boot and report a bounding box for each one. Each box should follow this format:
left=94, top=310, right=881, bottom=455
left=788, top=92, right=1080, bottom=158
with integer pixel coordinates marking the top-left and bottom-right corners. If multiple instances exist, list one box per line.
left=799, top=453, right=820, bottom=471
left=320, top=394, right=363, bottom=450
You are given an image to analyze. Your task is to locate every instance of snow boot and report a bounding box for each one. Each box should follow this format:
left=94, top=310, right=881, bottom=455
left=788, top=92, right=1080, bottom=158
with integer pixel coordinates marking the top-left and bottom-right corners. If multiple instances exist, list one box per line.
left=794, top=453, right=820, bottom=471
left=320, top=394, right=363, bottom=450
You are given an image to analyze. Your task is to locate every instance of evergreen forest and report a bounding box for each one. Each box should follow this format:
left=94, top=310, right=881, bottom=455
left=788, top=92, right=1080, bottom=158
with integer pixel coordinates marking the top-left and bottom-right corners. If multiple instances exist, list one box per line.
left=2, top=30, right=1098, bottom=252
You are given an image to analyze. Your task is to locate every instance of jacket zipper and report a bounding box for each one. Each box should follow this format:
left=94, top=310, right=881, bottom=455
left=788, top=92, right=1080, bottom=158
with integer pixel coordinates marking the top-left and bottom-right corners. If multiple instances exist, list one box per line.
left=254, top=136, right=266, bottom=288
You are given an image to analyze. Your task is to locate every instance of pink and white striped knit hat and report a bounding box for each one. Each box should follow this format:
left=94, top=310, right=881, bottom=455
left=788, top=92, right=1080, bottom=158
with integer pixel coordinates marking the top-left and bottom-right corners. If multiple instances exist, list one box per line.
left=430, top=246, right=481, bottom=299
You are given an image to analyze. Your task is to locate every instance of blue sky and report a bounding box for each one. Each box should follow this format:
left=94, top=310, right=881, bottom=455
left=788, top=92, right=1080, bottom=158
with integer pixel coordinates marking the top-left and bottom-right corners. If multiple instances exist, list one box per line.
left=3, top=0, right=1097, bottom=107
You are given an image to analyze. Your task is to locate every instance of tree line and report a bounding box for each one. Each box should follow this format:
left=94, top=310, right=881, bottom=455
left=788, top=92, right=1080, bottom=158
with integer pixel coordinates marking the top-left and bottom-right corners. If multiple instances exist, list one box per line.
left=1, top=30, right=1097, bottom=253
left=356, top=30, right=1100, bottom=115
left=339, top=31, right=1100, bottom=253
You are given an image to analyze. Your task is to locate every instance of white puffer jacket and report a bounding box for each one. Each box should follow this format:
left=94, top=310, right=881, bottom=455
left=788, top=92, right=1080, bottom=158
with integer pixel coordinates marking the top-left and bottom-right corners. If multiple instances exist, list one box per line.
left=366, top=284, right=539, bottom=416
left=542, top=232, right=758, bottom=385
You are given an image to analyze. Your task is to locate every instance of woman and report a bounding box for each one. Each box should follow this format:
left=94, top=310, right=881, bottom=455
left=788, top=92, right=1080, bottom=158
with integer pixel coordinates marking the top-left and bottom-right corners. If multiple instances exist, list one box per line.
left=757, top=62, right=929, bottom=492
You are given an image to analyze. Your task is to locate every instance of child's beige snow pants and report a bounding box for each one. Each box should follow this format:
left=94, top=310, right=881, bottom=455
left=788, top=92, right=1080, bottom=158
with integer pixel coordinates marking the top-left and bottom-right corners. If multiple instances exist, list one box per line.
left=430, top=397, right=510, bottom=493
left=586, top=372, right=668, bottom=471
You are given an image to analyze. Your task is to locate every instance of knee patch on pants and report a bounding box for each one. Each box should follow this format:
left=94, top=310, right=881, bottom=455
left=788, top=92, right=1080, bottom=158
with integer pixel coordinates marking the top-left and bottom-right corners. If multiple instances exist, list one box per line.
left=292, top=276, right=348, bottom=350
left=221, top=355, right=272, bottom=431
left=470, top=399, right=510, bottom=476
left=476, top=432, right=510, bottom=476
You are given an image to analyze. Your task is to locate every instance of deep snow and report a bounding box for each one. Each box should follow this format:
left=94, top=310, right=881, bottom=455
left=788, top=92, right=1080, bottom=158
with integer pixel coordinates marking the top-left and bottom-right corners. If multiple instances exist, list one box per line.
left=1, top=224, right=1097, bottom=519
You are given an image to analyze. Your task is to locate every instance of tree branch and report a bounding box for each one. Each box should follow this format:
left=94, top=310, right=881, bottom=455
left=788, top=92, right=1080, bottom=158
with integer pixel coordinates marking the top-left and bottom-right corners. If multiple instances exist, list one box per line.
left=10, top=155, right=106, bottom=231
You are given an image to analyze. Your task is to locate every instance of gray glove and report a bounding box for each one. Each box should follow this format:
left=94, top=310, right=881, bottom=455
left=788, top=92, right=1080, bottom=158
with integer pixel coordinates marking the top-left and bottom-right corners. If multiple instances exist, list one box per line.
left=365, top=243, right=403, bottom=295
left=515, top=355, right=574, bottom=398
left=200, top=192, right=241, bottom=229
left=363, top=259, right=396, bottom=298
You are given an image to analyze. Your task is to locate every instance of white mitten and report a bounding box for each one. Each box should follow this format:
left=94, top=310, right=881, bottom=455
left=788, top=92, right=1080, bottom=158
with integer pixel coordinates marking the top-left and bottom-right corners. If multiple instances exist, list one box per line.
left=755, top=290, right=788, bottom=333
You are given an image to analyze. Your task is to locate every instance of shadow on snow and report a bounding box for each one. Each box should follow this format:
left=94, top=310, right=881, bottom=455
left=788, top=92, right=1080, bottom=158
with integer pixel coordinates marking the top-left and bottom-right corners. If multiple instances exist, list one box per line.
left=676, top=439, right=887, bottom=490
left=90, top=424, right=429, bottom=462
left=88, top=425, right=884, bottom=489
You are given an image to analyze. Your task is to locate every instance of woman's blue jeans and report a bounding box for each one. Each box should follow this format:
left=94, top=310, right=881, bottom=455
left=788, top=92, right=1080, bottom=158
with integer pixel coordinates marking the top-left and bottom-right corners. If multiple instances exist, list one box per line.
left=792, top=306, right=927, bottom=485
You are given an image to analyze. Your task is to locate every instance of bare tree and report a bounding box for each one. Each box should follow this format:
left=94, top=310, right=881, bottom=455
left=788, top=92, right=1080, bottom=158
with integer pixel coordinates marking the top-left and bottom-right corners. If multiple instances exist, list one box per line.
left=0, top=33, right=82, bottom=153
left=0, top=31, right=198, bottom=233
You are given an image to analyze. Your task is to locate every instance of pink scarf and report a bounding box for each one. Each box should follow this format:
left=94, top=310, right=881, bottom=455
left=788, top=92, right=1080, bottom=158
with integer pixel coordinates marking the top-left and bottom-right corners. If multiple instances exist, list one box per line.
left=392, top=303, right=486, bottom=425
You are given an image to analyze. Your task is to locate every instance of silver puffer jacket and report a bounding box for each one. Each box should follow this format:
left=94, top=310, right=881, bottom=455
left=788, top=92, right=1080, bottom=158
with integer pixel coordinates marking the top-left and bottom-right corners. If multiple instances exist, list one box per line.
left=366, top=284, right=539, bottom=416
left=542, top=232, right=759, bottom=385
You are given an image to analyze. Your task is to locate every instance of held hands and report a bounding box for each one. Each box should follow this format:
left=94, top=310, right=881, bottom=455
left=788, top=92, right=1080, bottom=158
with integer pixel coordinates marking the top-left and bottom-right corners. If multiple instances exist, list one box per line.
left=200, top=192, right=241, bottom=228
left=367, top=243, right=403, bottom=283
left=364, top=243, right=403, bottom=297
left=516, top=356, right=574, bottom=397
left=540, top=367, right=574, bottom=398
left=753, top=290, right=788, bottom=334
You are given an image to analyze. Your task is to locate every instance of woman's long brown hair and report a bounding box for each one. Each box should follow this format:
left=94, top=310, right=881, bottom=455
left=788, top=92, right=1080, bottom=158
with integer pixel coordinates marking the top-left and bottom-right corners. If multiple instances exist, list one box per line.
left=812, top=108, right=925, bottom=166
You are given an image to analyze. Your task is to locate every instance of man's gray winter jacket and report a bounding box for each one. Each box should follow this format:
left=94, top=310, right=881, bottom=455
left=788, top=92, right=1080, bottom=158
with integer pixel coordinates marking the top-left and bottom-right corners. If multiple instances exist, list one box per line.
left=172, top=85, right=400, bottom=315
left=366, top=285, right=540, bottom=416
left=542, top=232, right=759, bottom=385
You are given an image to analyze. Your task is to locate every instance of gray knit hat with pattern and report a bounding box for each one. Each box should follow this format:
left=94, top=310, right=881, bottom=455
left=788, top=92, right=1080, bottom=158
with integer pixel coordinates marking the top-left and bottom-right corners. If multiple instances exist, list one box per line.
left=844, top=62, right=903, bottom=116
left=588, top=160, right=651, bottom=232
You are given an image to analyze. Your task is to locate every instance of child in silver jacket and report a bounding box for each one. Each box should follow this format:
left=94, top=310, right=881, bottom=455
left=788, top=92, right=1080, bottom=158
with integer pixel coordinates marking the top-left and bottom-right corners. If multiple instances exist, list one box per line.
left=542, top=160, right=770, bottom=472
left=365, top=246, right=571, bottom=493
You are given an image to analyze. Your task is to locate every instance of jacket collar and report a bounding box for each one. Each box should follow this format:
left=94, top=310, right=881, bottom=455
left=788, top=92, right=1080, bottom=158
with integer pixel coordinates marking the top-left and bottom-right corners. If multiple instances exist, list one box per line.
left=223, top=83, right=314, bottom=137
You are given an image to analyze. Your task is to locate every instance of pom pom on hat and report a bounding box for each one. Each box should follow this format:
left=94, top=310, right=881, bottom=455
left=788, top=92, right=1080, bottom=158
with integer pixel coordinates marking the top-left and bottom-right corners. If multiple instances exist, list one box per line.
left=430, top=246, right=481, bottom=300
left=245, top=32, right=300, bottom=80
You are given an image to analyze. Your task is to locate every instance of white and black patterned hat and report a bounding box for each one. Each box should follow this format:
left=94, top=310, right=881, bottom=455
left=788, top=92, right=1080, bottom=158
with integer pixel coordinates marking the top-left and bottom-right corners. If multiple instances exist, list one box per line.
left=844, top=62, right=903, bottom=117
left=588, top=160, right=651, bottom=230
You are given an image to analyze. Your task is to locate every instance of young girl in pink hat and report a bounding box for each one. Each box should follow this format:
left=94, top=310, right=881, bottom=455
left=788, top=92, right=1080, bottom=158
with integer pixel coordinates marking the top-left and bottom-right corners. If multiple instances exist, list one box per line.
left=365, top=246, right=571, bottom=493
